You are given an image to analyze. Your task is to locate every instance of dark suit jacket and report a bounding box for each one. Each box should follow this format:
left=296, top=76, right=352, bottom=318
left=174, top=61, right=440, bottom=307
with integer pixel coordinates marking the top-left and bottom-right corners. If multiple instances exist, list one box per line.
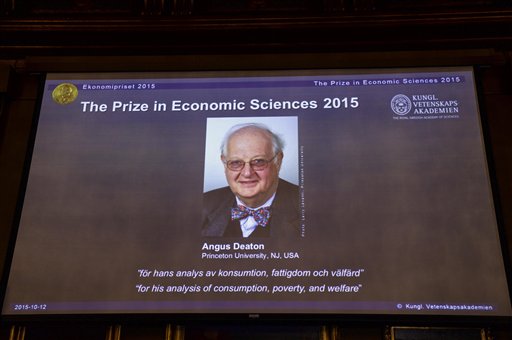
left=201, top=179, right=300, bottom=238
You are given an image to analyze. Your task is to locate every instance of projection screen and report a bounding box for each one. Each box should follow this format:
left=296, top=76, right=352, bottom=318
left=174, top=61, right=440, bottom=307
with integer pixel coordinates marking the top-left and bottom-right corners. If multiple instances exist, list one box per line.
left=2, top=67, right=511, bottom=317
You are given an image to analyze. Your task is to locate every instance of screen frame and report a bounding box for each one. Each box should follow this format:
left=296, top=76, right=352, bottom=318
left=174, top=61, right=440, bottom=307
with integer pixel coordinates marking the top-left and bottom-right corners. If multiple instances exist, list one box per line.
left=0, top=64, right=510, bottom=327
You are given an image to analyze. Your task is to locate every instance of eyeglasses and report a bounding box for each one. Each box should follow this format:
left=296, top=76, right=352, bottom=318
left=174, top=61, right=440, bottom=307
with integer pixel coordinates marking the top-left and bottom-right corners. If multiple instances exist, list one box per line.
left=224, top=154, right=278, bottom=171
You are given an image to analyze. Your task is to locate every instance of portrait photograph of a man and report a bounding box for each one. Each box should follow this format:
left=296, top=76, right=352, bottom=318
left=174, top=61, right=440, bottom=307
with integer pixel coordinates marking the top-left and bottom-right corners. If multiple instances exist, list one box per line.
left=202, top=116, right=301, bottom=238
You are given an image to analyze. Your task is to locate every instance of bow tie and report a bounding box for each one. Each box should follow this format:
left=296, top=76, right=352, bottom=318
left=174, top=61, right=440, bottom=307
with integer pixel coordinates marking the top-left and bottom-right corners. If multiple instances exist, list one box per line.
left=231, top=205, right=271, bottom=227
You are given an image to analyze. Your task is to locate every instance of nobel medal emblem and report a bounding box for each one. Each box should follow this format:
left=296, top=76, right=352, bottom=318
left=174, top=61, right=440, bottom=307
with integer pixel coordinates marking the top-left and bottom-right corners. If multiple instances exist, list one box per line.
left=52, top=83, right=78, bottom=105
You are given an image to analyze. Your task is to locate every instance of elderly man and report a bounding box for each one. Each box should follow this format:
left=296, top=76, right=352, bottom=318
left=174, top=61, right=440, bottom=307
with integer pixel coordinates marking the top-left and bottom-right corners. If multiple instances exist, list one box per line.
left=202, top=123, right=300, bottom=238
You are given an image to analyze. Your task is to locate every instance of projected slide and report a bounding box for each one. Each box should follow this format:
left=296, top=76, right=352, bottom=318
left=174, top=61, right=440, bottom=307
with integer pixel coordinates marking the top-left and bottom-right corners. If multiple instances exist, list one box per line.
left=3, top=68, right=511, bottom=316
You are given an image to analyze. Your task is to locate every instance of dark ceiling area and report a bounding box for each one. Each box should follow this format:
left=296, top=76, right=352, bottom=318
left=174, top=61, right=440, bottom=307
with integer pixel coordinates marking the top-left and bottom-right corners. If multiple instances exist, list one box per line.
left=1, top=0, right=512, bottom=57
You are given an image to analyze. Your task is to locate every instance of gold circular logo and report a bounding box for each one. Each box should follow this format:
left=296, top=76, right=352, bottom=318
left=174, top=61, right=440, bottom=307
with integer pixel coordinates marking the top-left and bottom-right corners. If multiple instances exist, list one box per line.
left=52, top=83, right=78, bottom=105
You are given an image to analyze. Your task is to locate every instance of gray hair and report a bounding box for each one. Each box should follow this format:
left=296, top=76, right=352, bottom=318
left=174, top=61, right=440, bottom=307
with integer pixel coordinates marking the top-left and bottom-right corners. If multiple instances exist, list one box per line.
left=220, top=122, right=285, bottom=157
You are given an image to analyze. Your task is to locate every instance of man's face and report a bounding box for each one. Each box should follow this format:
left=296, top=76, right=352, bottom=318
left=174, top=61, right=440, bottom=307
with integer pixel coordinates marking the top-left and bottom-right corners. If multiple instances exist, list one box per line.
left=222, top=127, right=282, bottom=208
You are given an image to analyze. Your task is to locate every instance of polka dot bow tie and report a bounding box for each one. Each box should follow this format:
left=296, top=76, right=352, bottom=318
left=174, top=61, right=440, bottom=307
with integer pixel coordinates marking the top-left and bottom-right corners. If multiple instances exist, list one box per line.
left=231, top=205, right=271, bottom=227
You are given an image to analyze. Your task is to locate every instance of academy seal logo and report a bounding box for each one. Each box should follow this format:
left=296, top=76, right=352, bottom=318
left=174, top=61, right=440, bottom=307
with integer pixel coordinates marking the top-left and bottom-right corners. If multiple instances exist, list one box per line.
left=391, top=94, right=412, bottom=115
left=52, top=83, right=78, bottom=105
